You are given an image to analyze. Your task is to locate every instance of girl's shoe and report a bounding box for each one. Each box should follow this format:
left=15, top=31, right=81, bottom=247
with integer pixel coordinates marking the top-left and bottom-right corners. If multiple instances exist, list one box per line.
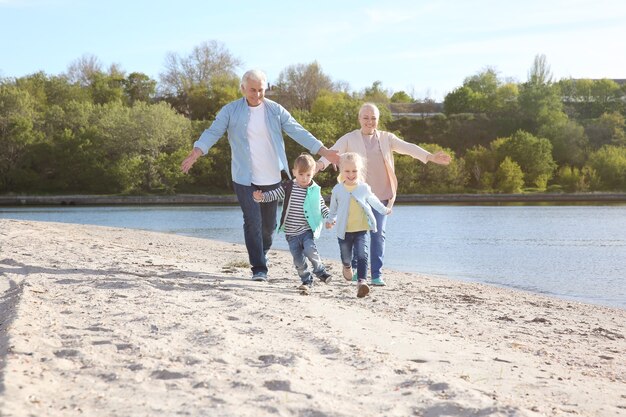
left=356, top=280, right=370, bottom=298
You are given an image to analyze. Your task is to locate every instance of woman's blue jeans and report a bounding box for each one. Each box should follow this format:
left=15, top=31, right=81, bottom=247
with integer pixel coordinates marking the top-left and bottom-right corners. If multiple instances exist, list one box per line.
left=233, top=181, right=280, bottom=275
left=351, top=200, right=388, bottom=279
left=339, top=231, right=369, bottom=280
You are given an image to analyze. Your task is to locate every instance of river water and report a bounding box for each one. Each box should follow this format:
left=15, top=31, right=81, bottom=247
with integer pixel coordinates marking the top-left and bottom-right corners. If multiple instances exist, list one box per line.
left=1, top=204, right=624, bottom=309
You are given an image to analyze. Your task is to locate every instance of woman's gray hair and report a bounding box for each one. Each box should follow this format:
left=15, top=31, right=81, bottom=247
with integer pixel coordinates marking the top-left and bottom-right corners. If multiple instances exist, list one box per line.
left=359, top=102, right=380, bottom=118
left=241, top=69, right=267, bottom=88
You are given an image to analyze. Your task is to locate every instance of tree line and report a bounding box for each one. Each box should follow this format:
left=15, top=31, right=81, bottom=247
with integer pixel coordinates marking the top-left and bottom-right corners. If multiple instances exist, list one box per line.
left=1, top=41, right=625, bottom=195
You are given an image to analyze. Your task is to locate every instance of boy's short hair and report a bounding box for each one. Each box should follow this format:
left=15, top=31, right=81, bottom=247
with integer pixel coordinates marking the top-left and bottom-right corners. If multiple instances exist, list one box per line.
left=293, top=153, right=316, bottom=173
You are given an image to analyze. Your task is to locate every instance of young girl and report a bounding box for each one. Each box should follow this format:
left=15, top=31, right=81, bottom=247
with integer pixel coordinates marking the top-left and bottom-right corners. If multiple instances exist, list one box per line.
left=326, top=152, right=391, bottom=298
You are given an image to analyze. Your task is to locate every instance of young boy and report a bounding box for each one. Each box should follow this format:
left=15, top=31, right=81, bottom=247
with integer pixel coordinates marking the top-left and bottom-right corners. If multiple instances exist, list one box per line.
left=253, top=153, right=331, bottom=292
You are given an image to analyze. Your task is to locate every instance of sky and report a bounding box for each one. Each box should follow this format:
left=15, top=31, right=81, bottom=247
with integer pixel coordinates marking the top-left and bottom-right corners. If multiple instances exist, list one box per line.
left=1, top=0, right=626, bottom=102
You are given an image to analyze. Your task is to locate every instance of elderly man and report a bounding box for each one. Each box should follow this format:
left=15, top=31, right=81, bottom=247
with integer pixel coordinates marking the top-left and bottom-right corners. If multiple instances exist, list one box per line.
left=181, top=69, right=339, bottom=282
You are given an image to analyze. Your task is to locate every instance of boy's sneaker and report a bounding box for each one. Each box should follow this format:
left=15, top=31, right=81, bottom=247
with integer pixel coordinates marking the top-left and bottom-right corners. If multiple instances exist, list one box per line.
left=356, top=280, right=370, bottom=298
left=370, top=277, right=386, bottom=286
left=342, top=266, right=353, bottom=281
left=298, top=281, right=313, bottom=293
left=351, top=271, right=358, bottom=282
left=318, top=272, right=332, bottom=284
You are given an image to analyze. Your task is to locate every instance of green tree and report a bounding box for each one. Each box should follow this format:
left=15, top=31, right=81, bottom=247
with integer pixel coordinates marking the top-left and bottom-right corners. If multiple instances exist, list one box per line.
left=0, top=84, right=42, bottom=192
left=585, top=111, right=626, bottom=149
left=273, top=61, right=335, bottom=111
left=90, top=101, right=191, bottom=193
left=124, top=72, right=157, bottom=105
left=362, top=81, right=390, bottom=103
left=158, top=40, right=241, bottom=119
left=463, top=145, right=498, bottom=190
left=560, top=78, right=624, bottom=119
left=518, top=54, right=567, bottom=133
left=494, top=130, right=556, bottom=189
left=394, top=144, right=466, bottom=194
left=587, top=145, right=626, bottom=191
left=556, top=165, right=598, bottom=192
left=494, top=157, right=524, bottom=193
left=443, top=86, right=480, bottom=115
left=390, top=91, right=413, bottom=103
left=539, top=119, right=588, bottom=166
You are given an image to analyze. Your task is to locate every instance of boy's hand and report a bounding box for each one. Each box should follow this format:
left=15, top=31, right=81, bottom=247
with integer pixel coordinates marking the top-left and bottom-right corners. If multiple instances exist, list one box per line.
left=253, top=190, right=263, bottom=202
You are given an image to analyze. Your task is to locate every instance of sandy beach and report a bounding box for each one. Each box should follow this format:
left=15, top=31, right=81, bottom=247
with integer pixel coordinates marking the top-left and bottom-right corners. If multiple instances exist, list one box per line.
left=1, top=219, right=624, bottom=417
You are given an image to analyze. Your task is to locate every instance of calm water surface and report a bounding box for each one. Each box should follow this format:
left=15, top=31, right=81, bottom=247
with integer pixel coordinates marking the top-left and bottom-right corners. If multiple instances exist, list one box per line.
left=1, top=204, right=625, bottom=309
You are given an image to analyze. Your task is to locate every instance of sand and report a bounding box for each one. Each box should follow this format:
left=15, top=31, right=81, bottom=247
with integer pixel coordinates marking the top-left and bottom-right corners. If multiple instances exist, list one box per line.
left=0, top=219, right=624, bottom=417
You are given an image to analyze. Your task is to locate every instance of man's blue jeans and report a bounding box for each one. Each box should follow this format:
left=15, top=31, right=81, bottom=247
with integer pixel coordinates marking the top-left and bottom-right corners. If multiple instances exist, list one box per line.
left=233, top=181, right=280, bottom=275
left=351, top=200, right=388, bottom=279
left=286, top=230, right=326, bottom=283
left=340, top=231, right=369, bottom=280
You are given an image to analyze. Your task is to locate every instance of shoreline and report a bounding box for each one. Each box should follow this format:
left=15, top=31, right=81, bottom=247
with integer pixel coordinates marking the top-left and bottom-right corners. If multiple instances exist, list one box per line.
left=1, top=192, right=626, bottom=206
left=1, top=219, right=624, bottom=416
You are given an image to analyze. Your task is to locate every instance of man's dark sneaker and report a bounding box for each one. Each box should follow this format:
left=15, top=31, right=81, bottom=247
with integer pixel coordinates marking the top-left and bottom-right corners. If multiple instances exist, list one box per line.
left=251, top=271, right=268, bottom=282
left=318, top=272, right=332, bottom=284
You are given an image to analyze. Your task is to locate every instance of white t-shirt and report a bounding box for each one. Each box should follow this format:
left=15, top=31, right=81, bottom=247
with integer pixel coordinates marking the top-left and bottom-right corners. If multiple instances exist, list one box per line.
left=248, top=102, right=281, bottom=185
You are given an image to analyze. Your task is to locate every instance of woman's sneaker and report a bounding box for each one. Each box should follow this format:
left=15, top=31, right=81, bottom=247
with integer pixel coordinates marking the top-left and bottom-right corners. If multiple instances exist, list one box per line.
left=356, top=279, right=370, bottom=298
left=370, top=277, right=386, bottom=286
left=342, top=266, right=353, bottom=281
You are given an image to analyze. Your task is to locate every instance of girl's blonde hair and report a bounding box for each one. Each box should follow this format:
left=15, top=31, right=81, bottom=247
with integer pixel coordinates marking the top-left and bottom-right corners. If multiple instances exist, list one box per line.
left=338, top=152, right=366, bottom=183
left=293, top=153, right=316, bottom=173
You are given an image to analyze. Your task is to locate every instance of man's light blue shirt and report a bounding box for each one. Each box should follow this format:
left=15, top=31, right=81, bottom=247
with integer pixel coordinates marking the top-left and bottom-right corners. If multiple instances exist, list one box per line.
left=193, top=97, right=323, bottom=186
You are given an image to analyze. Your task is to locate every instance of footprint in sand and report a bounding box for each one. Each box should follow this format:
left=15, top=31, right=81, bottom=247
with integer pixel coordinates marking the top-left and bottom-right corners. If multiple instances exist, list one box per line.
left=263, top=380, right=312, bottom=399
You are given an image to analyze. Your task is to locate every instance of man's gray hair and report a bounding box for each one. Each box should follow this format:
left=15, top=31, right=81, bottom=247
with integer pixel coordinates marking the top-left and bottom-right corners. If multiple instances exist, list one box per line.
left=241, top=69, right=267, bottom=88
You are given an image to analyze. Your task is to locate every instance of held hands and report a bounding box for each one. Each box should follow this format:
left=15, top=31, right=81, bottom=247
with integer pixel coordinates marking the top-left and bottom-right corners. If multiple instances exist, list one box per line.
left=386, top=208, right=393, bottom=215
left=428, top=151, right=452, bottom=166
left=318, top=147, right=340, bottom=166
left=252, top=190, right=263, bottom=202
left=325, top=220, right=336, bottom=229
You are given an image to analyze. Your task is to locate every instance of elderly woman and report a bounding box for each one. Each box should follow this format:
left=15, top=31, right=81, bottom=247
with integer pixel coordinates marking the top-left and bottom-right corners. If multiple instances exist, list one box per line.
left=317, top=102, right=451, bottom=286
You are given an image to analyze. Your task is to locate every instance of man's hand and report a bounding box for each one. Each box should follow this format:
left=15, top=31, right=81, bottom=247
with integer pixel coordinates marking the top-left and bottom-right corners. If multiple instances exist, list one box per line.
left=253, top=190, right=263, bottom=202
left=181, top=148, right=203, bottom=174
left=318, top=147, right=340, bottom=166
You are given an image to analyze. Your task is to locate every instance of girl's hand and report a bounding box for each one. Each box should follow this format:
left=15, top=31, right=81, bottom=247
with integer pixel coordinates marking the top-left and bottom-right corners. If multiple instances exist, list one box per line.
left=252, top=190, right=263, bottom=202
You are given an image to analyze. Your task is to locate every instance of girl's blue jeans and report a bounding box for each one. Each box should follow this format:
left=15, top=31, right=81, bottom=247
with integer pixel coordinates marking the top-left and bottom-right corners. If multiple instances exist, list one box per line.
left=339, top=230, right=369, bottom=280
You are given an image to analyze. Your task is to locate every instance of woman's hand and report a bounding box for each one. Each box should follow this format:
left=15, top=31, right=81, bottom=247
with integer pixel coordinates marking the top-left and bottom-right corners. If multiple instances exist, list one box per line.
left=429, top=151, right=451, bottom=165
